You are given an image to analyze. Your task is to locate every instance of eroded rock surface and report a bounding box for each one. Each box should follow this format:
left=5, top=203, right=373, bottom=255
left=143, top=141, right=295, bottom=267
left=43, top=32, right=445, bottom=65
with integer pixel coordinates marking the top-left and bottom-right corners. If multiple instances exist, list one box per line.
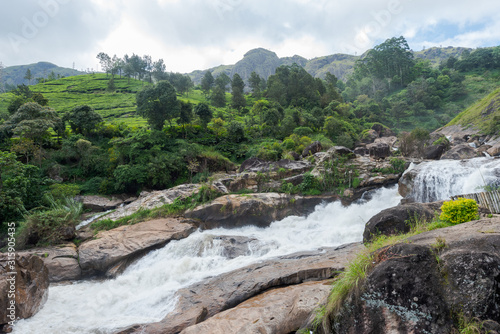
left=180, top=280, right=332, bottom=334
left=0, top=255, right=49, bottom=328
left=79, top=218, right=195, bottom=277
left=18, top=244, right=80, bottom=282
left=116, top=243, right=363, bottom=334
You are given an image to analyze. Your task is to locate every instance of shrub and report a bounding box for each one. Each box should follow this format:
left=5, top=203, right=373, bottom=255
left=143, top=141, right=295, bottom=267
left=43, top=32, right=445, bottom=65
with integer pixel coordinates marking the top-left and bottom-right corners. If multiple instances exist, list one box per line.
left=439, top=198, right=479, bottom=224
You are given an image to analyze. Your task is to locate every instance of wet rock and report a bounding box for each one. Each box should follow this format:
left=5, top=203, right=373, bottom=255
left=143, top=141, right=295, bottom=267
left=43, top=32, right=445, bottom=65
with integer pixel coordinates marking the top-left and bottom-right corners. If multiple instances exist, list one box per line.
left=18, top=244, right=81, bottom=282
left=116, top=243, right=364, bottom=334
left=211, top=236, right=278, bottom=259
left=0, top=255, right=49, bottom=326
left=367, top=142, right=390, bottom=159
left=184, top=193, right=338, bottom=229
left=78, top=218, right=196, bottom=277
left=180, top=280, right=332, bottom=334
left=441, top=144, right=479, bottom=160
left=302, top=141, right=322, bottom=157
left=487, top=144, right=500, bottom=157
left=363, top=202, right=441, bottom=243
left=424, top=144, right=447, bottom=160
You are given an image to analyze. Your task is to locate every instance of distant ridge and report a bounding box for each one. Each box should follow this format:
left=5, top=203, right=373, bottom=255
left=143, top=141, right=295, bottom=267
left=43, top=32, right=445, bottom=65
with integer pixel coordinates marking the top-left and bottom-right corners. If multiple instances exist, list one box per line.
left=1, top=62, right=85, bottom=87
left=187, top=46, right=474, bottom=86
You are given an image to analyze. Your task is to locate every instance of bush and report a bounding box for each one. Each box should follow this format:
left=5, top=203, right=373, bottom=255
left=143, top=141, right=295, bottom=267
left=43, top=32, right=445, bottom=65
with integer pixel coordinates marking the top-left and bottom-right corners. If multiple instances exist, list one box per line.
left=439, top=198, right=479, bottom=224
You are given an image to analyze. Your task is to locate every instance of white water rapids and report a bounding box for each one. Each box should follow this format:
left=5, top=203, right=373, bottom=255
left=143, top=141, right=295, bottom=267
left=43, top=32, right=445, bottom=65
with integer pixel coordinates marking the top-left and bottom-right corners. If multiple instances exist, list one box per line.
left=13, top=157, right=500, bottom=334
left=14, top=186, right=402, bottom=334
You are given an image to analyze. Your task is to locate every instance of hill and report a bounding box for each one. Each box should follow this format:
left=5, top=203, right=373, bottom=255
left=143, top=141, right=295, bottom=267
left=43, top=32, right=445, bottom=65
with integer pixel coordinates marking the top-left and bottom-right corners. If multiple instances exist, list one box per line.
left=0, top=73, right=150, bottom=126
left=188, top=46, right=477, bottom=86
left=441, top=87, right=500, bottom=137
left=1, top=62, right=85, bottom=89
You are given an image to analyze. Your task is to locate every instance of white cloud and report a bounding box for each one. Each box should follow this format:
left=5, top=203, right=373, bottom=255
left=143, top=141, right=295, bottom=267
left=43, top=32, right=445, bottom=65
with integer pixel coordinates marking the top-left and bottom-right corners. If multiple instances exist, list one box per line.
left=0, top=0, right=499, bottom=72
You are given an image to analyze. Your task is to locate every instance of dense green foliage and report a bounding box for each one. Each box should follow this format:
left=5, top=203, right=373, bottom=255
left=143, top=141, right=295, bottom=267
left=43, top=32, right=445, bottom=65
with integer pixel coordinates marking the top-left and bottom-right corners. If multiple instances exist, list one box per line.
left=1, top=38, right=499, bottom=249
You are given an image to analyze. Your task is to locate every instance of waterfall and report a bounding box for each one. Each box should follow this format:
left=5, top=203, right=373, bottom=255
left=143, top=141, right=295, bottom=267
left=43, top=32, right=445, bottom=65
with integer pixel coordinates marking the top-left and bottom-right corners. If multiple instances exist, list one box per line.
left=409, top=157, right=500, bottom=202
left=13, top=186, right=402, bottom=334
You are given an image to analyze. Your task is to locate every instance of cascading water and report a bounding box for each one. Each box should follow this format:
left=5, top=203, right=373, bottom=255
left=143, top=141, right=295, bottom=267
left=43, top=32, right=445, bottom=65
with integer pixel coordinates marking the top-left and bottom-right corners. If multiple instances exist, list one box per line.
left=13, top=186, right=402, bottom=334
left=407, top=157, right=500, bottom=202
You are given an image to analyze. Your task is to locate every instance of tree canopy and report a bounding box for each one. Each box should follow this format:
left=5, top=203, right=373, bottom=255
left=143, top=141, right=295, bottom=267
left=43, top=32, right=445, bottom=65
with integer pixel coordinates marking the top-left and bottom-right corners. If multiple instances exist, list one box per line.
left=136, top=81, right=179, bottom=130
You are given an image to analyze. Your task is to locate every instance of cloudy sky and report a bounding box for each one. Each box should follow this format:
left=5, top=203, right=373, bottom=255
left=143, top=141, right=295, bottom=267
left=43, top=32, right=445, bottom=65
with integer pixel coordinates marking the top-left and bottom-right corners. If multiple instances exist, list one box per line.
left=1, top=0, right=500, bottom=73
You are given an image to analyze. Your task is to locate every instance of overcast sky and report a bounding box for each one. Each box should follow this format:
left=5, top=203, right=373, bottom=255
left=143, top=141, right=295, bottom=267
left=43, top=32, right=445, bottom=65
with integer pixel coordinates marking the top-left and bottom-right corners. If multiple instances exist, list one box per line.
left=1, top=0, right=500, bottom=73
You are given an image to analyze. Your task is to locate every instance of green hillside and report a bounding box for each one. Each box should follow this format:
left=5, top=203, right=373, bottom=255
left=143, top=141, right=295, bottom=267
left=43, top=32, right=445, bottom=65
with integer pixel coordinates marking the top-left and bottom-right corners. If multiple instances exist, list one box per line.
left=0, top=74, right=151, bottom=126
left=447, top=87, right=500, bottom=134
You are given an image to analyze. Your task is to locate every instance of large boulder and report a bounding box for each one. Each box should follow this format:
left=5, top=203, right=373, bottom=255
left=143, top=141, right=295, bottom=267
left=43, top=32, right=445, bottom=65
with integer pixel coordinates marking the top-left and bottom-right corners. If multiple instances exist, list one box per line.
left=367, top=142, right=390, bottom=159
left=302, top=141, right=322, bottom=157
left=18, top=244, right=80, bottom=282
left=424, top=144, right=447, bottom=160
left=441, top=144, right=479, bottom=160
left=78, top=218, right=195, bottom=277
left=361, top=129, right=379, bottom=144
left=184, top=193, right=339, bottom=229
left=325, top=218, right=500, bottom=334
left=0, top=255, right=49, bottom=329
left=116, top=243, right=363, bottom=334
left=363, top=202, right=442, bottom=243
left=180, top=280, right=332, bottom=334
left=76, top=195, right=129, bottom=212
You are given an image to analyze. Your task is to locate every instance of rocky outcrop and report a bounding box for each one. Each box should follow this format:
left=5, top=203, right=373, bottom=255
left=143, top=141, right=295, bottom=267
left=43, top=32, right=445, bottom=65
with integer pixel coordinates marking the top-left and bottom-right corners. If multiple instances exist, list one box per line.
left=441, top=143, right=479, bottom=160
left=78, top=218, right=195, bottom=277
left=180, top=280, right=332, bottom=334
left=238, top=158, right=311, bottom=174
left=96, top=184, right=201, bottom=222
left=326, top=218, right=500, bottom=334
left=185, top=193, right=338, bottom=229
left=363, top=202, right=442, bottom=243
left=77, top=195, right=133, bottom=212
left=367, top=142, right=390, bottom=159
left=302, top=141, right=322, bottom=157
left=0, top=255, right=49, bottom=329
left=116, top=243, right=363, bottom=334
left=18, top=244, right=80, bottom=282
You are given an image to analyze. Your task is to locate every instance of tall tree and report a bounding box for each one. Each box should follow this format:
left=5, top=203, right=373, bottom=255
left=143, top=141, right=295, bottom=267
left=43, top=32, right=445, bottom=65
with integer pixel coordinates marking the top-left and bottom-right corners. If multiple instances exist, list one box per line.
left=211, top=86, right=226, bottom=107
left=215, top=73, right=231, bottom=91
left=64, top=105, right=104, bottom=136
left=96, top=52, right=113, bottom=77
left=248, top=71, right=262, bottom=96
left=136, top=81, right=179, bottom=130
left=231, top=73, right=246, bottom=109
left=201, top=71, right=214, bottom=96
left=152, top=59, right=168, bottom=82
left=24, top=69, right=33, bottom=85
left=194, top=102, right=213, bottom=128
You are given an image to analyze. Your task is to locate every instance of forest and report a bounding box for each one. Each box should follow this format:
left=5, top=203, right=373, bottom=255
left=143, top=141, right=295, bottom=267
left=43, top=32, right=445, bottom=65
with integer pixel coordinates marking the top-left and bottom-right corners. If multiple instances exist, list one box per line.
left=1, top=36, right=500, bottom=248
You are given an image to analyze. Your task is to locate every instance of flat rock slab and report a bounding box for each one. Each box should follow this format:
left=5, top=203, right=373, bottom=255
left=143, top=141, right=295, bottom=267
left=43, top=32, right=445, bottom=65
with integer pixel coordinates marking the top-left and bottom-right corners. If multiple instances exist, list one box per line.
left=117, top=242, right=363, bottom=334
left=180, top=280, right=333, bottom=334
left=18, top=244, right=80, bottom=282
left=185, top=192, right=338, bottom=229
left=99, top=184, right=200, bottom=221
left=79, top=218, right=196, bottom=277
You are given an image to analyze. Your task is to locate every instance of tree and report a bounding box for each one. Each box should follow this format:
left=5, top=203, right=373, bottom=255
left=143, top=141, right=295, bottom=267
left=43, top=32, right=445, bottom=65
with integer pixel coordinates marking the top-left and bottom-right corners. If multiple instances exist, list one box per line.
left=194, top=102, right=213, bottom=128
left=215, top=73, right=231, bottom=91
left=152, top=59, right=168, bottom=82
left=1, top=102, right=61, bottom=143
left=249, top=71, right=262, bottom=96
left=211, top=86, right=226, bottom=107
left=231, top=73, right=246, bottom=109
left=201, top=71, right=214, bottom=96
left=136, top=81, right=179, bottom=130
left=0, top=62, right=4, bottom=92
left=24, top=69, right=33, bottom=85
left=96, top=52, right=113, bottom=77
left=64, top=105, right=104, bottom=136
